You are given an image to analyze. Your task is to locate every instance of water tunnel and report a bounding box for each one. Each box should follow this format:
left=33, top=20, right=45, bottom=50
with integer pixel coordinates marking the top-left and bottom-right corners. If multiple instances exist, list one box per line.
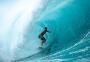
left=0, top=0, right=90, bottom=62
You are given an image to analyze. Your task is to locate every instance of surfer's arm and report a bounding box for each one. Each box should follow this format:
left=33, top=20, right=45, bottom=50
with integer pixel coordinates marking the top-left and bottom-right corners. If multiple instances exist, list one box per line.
left=47, top=30, right=51, bottom=33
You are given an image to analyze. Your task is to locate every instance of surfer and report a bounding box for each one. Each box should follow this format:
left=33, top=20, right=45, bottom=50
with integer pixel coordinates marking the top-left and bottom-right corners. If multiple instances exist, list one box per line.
left=38, top=27, right=50, bottom=47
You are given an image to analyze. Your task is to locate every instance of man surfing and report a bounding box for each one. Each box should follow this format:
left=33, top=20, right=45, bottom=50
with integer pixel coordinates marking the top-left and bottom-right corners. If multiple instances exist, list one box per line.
left=38, top=27, right=50, bottom=48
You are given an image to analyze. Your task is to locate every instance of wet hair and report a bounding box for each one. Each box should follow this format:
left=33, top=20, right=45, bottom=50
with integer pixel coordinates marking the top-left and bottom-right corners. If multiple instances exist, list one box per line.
left=45, top=27, right=47, bottom=29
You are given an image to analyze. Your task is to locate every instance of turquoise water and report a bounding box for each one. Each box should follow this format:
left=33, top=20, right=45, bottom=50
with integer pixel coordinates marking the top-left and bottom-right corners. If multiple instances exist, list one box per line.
left=0, top=0, right=90, bottom=62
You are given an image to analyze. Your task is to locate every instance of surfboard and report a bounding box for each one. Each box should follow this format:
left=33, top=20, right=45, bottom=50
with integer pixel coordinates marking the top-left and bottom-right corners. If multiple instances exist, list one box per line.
left=38, top=46, right=43, bottom=49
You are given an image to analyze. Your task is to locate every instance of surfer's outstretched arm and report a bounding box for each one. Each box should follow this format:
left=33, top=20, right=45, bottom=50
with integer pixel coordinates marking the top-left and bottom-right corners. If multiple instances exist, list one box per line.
left=47, top=30, right=51, bottom=33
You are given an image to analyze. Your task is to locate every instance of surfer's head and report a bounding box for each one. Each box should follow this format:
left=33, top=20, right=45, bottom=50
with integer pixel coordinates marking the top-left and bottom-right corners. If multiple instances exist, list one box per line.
left=44, top=27, right=47, bottom=30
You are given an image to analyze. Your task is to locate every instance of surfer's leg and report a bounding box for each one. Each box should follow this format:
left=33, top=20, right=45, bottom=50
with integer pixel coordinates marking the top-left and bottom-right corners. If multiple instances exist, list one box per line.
left=39, top=35, right=43, bottom=46
left=41, top=37, right=46, bottom=46
left=41, top=40, right=43, bottom=46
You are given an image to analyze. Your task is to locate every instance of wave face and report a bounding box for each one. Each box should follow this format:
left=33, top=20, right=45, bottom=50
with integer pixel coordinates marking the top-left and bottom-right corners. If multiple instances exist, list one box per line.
left=0, top=0, right=90, bottom=62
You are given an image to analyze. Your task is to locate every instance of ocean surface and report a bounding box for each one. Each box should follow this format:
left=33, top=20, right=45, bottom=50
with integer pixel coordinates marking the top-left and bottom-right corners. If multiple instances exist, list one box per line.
left=0, top=0, right=90, bottom=62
